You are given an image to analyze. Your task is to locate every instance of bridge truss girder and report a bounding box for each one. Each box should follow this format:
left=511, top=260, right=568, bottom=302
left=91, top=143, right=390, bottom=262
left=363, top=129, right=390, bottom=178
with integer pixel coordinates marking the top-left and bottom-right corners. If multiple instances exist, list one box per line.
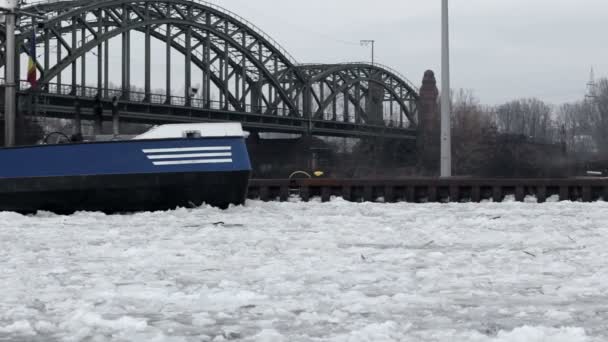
left=297, top=64, right=419, bottom=128
left=1, top=0, right=420, bottom=137
left=11, top=0, right=305, bottom=114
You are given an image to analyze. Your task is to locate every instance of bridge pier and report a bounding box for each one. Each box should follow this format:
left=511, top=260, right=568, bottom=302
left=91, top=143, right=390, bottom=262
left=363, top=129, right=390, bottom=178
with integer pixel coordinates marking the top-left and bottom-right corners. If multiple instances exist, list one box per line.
left=112, top=98, right=120, bottom=136
left=73, top=100, right=82, bottom=137
left=93, top=96, right=103, bottom=135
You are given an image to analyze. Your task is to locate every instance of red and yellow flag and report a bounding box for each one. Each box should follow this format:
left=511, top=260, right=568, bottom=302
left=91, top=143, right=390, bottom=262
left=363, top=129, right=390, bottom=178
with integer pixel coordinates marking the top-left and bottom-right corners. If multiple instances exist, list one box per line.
left=27, top=31, right=37, bottom=88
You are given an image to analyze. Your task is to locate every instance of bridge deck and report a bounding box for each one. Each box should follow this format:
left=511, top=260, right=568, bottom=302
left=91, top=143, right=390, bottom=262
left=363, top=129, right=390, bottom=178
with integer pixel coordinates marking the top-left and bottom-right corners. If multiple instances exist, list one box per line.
left=20, top=89, right=418, bottom=139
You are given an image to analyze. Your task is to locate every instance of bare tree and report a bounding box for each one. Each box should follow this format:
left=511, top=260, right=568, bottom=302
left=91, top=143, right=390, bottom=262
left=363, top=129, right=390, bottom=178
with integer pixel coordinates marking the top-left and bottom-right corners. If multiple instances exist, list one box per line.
left=452, top=89, right=493, bottom=133
left=450, top=89, right=495, bottom=175
left=553, top=78, right=608, bottom=156
left=496, top=98, right=553, bottom=142
left=555, top=101, right=593, bottom=154
left=588, top=78, right=608, bottom=155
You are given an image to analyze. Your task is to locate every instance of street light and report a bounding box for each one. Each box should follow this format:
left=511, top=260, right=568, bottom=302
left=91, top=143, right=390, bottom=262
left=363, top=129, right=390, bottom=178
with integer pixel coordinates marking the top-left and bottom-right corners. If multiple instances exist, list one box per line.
left=441, top=0, right=452, bottom=178
left=1, top=0, right=18, bottom=147
left=360, top=40, right=375, bottom=66
left=1, top=0, right=45, bottom=147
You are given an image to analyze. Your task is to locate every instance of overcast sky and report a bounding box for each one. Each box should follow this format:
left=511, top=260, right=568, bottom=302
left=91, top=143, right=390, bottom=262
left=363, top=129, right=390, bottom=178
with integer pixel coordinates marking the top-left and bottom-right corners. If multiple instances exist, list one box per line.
left=208, top=0, right=608, bottom=105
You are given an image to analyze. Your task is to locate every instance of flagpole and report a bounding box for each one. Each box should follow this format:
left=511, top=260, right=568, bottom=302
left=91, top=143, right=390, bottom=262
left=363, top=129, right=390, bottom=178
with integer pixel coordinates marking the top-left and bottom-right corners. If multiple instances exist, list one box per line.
left=440, top=0, right=452, bottom=177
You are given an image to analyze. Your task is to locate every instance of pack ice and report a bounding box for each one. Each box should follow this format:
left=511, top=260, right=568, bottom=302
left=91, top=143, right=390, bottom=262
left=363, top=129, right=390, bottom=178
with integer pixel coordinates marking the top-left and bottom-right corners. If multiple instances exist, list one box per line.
left=0, top=199, right=606, bottom=341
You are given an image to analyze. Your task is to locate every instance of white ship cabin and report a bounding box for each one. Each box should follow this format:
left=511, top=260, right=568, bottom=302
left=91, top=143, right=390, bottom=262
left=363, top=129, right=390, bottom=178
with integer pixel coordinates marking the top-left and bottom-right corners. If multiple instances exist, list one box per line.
left=134, top=123, right=248, bottom=140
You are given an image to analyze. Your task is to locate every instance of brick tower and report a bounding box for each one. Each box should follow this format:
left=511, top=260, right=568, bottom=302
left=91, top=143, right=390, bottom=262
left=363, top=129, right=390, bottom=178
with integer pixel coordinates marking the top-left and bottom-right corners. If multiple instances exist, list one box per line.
left=417, top=70, right=440, bottom=174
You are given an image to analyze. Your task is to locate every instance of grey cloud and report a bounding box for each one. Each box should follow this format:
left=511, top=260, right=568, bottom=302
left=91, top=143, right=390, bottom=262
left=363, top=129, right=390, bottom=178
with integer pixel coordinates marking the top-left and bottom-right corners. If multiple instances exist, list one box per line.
left=215, top=0, right=608, bottom=105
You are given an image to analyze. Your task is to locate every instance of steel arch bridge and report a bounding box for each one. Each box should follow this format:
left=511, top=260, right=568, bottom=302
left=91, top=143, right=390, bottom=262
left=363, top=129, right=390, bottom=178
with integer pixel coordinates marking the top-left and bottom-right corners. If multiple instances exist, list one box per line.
left=1, top=0, right=420, bottom=139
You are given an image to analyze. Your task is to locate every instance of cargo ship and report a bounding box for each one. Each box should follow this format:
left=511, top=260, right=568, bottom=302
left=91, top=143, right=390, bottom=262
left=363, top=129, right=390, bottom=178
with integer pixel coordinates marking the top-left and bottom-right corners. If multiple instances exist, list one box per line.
left=0, top=123, right=251, bottom=214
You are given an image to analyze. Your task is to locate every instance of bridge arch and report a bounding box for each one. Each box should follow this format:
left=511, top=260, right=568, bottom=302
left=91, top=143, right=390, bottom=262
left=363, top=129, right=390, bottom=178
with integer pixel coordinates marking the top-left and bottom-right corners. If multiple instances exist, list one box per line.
left=12, top=0, right=306, bottom=115
left=297, top=63, right=419, bottom=128
left=1, top=0, right=421, bottom=139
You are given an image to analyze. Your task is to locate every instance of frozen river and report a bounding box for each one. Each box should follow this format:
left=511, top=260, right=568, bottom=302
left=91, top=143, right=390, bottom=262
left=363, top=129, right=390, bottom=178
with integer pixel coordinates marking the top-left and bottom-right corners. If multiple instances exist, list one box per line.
left=1, top=199, right=607, bottom=341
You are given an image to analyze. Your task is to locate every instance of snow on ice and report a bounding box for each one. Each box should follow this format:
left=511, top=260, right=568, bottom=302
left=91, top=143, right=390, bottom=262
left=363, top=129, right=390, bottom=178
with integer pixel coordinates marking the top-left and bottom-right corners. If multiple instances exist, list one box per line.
left=1, top=199, right=607, bottom=341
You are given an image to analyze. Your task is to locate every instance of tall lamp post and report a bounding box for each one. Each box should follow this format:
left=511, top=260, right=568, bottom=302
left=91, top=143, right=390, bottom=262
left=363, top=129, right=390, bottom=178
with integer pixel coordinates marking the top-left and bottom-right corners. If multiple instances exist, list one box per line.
left=2, top=1, right=46, bottom=147
left=440, top=0, right=452, bottom=177
left=360, top=40, right=375, bottom=66
left=1, top=0, right=17, bottom=147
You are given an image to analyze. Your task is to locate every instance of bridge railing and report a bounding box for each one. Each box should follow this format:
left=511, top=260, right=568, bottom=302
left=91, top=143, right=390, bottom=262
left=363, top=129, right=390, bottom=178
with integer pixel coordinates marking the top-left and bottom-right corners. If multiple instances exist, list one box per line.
left=7, top=79, right=412, bottom=129
left=18, top=80, right=300, bottom=116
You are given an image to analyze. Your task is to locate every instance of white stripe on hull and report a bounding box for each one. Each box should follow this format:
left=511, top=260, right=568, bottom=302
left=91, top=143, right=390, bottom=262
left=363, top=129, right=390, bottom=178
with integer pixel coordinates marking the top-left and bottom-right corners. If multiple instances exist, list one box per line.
left=143, top=146, right=232, bottom=154
left=152, top=159, right=233, bottom=166
left=146, top=152, right=232, bottom=160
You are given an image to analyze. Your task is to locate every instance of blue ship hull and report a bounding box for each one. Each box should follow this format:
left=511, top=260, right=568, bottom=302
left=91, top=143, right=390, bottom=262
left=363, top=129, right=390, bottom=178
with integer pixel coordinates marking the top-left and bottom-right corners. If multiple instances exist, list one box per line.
left=0, top=137, right=252, bottom=213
